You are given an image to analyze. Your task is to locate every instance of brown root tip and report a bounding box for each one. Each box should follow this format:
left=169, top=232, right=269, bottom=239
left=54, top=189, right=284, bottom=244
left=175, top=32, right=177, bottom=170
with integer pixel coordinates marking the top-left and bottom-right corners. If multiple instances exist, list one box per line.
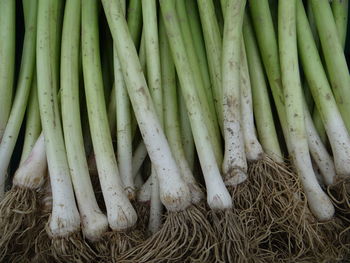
left=0, top=187, right=39, bottom=261
left=117, top=205, right=217, bottom=263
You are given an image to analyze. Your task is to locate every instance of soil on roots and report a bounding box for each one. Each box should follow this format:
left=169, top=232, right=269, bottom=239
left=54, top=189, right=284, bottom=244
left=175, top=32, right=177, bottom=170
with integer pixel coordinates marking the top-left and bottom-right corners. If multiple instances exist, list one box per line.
left=0, top=187, right=41, bottom=261
left=116, top=205, right=217, bottom=263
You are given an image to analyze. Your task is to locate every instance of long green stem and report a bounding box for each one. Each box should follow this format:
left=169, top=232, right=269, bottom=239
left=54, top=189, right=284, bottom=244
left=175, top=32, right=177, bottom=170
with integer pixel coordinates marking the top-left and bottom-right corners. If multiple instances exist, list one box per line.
left=176, top=0, right=222, bottom=165
left=243, top=13, right=283, bottom=163
left=0, top=0, right=16, bottom=141
left=185, top=0, right=220, bottom=130
left=297, top=0, right=350, bottom=180
left=250, top=0, right=336, bottom=220
left=332, top=0, right=349, bottom=48
left=197, top=0, right=224, bottom=133
left=141, top=0, right=163, bottom=233
left=279, top=0, right=334, bottom=221
left=159, top=0, right=231, bottom=210
left=20, top=75, right=41, bottom=163
left=0, top=0, right=37, bottom=198
left=160, top=16, right=203, bottom=205
left=102, top=0, right=191, bottom=212
left=62, top=0, right=108, bottom=241
left=307, top=2, right=327, bottom=144
left=310, top=0, right=350, bottom=132
left=222, top=0, right=247, bottom=185
left=127, top=0, right=143, bottom=50
left=82, top=0, right=137, bottom=230
left=37, top=0, right=80, bottom=237
left=114, top=0, right=134, bottom=201
left=179, top=87, right=195, bottom=172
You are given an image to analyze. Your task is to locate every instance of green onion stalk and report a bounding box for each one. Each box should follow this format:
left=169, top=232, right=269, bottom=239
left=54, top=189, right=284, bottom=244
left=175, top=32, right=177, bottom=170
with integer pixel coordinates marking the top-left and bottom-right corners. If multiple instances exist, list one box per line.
left=61, top=0, right=108, bottom=245
left=310, top=0, right=350, bottom=132
left=279, top=0, right=333, bottom=220
left=178, top=87, right=196, bottom=172
left=185, top=0, right=219, bottom=131
left=307, top=2, right=328, bottom=145
left=242, top=13, right=322, bottom=261
left=304, top=0, right=350, bottom=248
left=221, top=0, right=248, bottom=188
left=115, top=0, right=135, bottom=203
left=176, top=0, right=222, bottom=163
left=279, top=1, right=341, bottom=260
left=0, top=1, right=41, bottom=260
left=332, top=0, right=349, bottom=49
left=160, top=30, right=205, bottom=206
left=250, top=0, right=335, bottom=220
left=20, top=77, right=42, bottom=165
left=36, top=0, right=95, bottom=261
left=249, top=0, right=340, bottom=260
left=141, top=0, right=163, bottom=236
left=82, top=0, right=144, bottom=259
left=103, top=0, right=221, bottom=261
left=1, top=76, right=45, bottom=262
left=196, top=0, right=224, bottom=133
left=0, top=0, right=15, bottom=142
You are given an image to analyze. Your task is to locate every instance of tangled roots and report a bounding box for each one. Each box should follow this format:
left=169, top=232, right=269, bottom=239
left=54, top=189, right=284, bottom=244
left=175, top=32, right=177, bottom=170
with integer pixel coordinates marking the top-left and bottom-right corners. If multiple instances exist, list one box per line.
left=51, top=232, right=96, bottom=263
left=226, top=156, right=342, bottom=262
left=117, top=205, right=217, bottom=263
left=92, top=229, right=144, bottom=262
left=328, top=178, right=350, bottom=256
left=0, top=187, right=40, bottom=261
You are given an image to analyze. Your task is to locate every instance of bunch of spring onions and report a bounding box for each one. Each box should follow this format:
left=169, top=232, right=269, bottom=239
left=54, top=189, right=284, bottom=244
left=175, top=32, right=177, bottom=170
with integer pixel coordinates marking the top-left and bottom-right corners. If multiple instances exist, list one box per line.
left=0, top=0, right=349, bottom=262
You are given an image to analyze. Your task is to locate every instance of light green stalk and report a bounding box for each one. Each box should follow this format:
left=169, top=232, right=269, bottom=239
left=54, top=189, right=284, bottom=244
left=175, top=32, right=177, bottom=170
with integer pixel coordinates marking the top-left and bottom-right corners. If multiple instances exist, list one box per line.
left=159, top=0, right=231, bottom=210
left=221, top=0, right=247, bottom=185
left=20, top=76, right=41, bottom=163
left=297, top=0, right=350, bottom=180
left=0, top=0, right=37, bottom=198
left=0, top=0, right=15, bottom=141
left=176, top=0, right=222, bottom=165
left=250, top=0, right=336, bottom=184
left=102, top=0, right=191, bottom=212
left=332, top=0, right=349, bottom=48
left=185, top=0, right=220, bottom=129
left=179, top=87, right=195, bottom=172
left=279, top=0, right=334, bottom=221
left=310, top=0, right=350, bottom=132
left=127, top=0, right=143, bottom=49
left=160, top=16, right=203, bottom=205
left=61, top=0, right=107, bottom=241
left=197, top=0, right=224, bottom=131
left=107, top=85, right=116, bottom=135
left=82, top=0, right=137, bottom=230
left=37, top=0, right=80, bottom=237
left=307, top=2, right=326, bottom=144
left=243, top=14, right=283, bottom=163
left=141, top=0, right=163, bottom=234
left=114, top=0, right=134, bottom=200
left=249, top=0, right=289, bottom=145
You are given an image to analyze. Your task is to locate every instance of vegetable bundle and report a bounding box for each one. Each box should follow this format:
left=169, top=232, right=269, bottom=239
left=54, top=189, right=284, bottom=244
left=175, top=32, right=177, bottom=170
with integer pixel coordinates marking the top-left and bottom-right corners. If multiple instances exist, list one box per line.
left=0, top=0, right=349, bottom=262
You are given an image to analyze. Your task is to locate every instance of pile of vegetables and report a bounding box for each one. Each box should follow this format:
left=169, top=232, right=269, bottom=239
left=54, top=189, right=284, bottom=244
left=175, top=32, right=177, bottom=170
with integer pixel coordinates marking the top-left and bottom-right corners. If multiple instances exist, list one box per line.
left=0, top=0, right=349, bottom=262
